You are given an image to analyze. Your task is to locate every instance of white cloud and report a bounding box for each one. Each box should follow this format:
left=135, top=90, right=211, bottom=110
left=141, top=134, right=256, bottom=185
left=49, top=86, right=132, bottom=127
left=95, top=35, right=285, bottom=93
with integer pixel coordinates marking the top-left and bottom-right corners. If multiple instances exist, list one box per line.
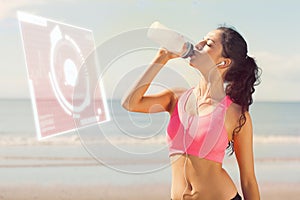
left=0, top=0, right=74, bottom=20
left=254, top=51, right=300, bottom=101
left=0, top=0, right=44, bottom=20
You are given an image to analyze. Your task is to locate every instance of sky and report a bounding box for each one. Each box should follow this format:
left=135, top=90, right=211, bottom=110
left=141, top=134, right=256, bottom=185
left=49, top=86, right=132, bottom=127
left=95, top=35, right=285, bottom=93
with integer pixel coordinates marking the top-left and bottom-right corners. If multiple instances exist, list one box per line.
left=0, top=0, right=300, bottom=101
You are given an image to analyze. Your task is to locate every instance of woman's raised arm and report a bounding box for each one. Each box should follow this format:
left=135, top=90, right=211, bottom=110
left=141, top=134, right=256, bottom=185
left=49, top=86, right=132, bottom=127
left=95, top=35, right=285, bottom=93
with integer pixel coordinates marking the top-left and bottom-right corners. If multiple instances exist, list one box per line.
left=121, top=49, right=182, bottom=114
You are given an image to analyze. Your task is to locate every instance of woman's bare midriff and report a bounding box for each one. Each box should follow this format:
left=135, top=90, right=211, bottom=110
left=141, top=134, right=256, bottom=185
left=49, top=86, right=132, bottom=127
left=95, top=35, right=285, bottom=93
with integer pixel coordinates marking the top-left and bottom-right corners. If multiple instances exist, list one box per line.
left=170, top=154, right=238, bottom=200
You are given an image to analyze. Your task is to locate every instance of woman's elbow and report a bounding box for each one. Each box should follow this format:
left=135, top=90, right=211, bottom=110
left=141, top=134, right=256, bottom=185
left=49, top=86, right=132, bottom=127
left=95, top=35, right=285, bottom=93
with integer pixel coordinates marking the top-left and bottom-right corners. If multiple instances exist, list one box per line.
left=121, top=97, right=139, bottom=112
left=121, top=98, right=131, bottom=111
left=241, top=176, right=260, bottom=199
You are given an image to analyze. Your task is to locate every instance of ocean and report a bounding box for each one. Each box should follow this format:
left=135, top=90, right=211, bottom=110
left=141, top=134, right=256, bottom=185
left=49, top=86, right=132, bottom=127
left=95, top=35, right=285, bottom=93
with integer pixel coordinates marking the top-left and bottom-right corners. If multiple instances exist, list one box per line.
left=0, top=99, right=300, bottom=191
left=1, top=99, right=299, bottom=143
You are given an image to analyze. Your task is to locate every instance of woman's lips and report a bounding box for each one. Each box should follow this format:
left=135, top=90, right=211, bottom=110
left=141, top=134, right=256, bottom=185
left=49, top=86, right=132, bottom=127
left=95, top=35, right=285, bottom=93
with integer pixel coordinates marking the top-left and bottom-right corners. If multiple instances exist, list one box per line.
left=189, top=50, right=196, bottom=58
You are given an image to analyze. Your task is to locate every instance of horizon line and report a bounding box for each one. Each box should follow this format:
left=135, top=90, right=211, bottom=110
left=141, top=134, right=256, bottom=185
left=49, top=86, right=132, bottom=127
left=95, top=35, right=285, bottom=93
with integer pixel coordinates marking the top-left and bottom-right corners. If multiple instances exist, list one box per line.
left=0, top=97, right=300, bottom=103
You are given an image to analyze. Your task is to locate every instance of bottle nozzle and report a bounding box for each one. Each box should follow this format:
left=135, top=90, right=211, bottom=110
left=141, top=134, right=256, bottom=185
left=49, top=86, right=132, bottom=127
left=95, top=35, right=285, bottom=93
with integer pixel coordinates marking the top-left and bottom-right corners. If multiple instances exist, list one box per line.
left=181, top=42, right=194, bottom=58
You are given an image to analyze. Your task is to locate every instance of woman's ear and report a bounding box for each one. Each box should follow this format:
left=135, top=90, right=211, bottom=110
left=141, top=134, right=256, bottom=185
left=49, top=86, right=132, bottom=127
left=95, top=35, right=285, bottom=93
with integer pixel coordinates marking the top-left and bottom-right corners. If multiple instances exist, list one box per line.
left=224, top=58, right=232, bottom=68
left=218, top=58, right=231, bottom=69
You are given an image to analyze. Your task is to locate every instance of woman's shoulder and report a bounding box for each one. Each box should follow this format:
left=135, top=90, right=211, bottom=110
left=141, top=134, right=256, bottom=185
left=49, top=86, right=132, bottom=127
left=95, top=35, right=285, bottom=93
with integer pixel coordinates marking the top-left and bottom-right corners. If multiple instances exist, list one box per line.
left=227, top=101, right=252, bottom=120
left=228, top=102, right=242, bottom=113
left=225, top=101, right=242, bottom=126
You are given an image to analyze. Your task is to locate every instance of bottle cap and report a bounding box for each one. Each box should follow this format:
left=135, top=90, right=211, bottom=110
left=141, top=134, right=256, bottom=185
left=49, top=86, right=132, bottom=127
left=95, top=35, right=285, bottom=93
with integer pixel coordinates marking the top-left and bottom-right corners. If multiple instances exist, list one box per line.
left=181, top=42, right=194, bottom=58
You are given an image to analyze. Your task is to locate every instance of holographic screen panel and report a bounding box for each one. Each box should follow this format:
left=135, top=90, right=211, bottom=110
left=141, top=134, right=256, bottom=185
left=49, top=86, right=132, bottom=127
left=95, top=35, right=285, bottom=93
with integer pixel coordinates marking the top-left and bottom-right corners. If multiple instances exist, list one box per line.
left=18, top=12, right=110, bottom=139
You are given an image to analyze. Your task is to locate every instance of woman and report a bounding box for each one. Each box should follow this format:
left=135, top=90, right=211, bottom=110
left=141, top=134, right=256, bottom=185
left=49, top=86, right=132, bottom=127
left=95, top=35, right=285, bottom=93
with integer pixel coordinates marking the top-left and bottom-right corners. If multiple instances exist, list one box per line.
left=122, top=26, right=261, bottom=200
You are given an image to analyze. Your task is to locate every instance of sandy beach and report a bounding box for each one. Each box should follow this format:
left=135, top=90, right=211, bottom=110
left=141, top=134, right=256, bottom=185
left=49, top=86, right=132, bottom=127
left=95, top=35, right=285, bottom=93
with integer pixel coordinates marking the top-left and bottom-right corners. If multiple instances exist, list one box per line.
left=1, top=100, right=300, bottom=200
left=0, top=182, right=300, bottom=200
left=0, top=136, right=299, bottom=200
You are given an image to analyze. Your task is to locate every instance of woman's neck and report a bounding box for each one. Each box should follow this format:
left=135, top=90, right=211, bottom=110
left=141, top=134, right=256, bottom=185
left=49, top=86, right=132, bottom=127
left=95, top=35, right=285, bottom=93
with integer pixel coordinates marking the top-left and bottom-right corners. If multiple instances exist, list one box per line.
left=195, top=69, right=225, bottom=103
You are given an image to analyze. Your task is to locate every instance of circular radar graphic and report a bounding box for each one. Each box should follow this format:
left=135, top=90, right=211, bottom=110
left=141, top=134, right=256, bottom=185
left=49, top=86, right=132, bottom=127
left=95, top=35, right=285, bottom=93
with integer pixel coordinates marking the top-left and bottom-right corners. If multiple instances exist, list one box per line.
left=49, top=25, right=90, bottom=116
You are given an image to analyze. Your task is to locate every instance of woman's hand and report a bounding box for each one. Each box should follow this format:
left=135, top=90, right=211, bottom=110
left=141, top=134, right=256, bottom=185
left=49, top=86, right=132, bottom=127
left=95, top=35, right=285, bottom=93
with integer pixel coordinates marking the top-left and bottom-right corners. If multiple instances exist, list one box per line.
left=153, top=48, right=180, bottom=65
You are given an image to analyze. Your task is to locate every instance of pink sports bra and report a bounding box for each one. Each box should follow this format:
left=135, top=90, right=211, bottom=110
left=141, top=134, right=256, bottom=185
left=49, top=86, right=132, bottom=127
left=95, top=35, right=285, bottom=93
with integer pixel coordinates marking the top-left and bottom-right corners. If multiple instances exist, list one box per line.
left=166, top=88, right=233, bottom=163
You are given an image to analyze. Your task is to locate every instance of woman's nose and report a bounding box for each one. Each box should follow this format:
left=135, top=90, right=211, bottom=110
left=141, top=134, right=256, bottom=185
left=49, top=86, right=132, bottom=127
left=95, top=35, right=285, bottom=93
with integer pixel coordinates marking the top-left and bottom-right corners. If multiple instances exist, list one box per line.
left=195, top=40, right=205, bottom=51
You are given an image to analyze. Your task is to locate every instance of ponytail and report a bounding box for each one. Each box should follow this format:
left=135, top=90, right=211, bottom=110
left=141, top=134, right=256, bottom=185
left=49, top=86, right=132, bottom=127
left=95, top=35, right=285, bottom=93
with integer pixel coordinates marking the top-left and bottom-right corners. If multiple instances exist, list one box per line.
left=217, top=26, right=261, bottom=154
left=225, top=56, right=261, bottom=135
left=225, top=56, right=260, bottom=111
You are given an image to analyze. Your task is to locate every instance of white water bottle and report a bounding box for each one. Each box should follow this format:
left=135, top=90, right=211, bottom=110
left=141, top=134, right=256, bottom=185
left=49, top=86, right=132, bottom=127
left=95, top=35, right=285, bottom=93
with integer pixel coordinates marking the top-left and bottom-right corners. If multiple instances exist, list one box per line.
left=147, top=21, right=194, bottom=58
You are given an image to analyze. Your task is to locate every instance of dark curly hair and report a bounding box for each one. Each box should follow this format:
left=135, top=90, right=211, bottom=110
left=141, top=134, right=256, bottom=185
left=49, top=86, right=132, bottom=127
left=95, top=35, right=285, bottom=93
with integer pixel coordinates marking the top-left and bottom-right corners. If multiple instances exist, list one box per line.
left=217, top=26, right=261, bottom=154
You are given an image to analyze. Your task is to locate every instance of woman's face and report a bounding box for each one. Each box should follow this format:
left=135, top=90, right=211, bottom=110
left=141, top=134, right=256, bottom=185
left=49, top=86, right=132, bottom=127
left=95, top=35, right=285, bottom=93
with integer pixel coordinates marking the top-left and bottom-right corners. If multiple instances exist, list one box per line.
left=189, top=29, right=225, bottom=70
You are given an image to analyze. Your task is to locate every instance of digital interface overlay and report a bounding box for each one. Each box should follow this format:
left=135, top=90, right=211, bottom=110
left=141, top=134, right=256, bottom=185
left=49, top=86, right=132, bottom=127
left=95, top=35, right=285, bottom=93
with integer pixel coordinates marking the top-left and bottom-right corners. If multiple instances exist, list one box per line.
left=18, top=12, right=110, bottom=139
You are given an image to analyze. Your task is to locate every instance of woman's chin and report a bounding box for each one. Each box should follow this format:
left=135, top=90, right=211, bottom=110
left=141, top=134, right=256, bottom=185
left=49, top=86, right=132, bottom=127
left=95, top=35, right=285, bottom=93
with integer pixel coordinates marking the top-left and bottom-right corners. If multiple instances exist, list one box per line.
left=188, top=59, right=197, bottom=68
left=188, top=62, right=195, bottom=68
